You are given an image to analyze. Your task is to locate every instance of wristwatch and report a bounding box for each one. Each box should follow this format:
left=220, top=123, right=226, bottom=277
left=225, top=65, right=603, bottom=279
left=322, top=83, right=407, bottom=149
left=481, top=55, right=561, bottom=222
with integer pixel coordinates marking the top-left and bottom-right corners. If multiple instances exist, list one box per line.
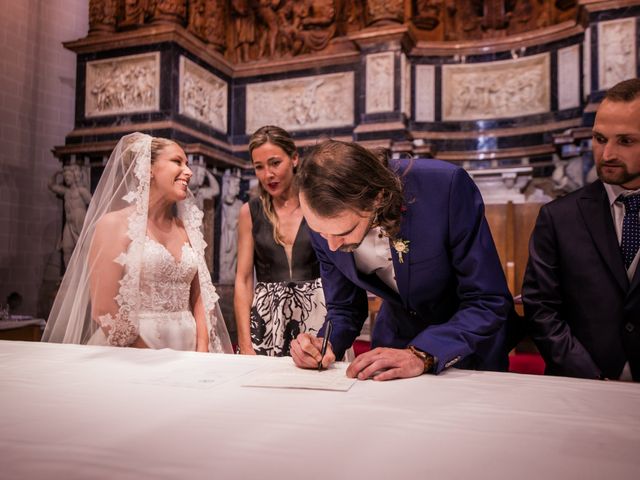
left=407, top=345, right=434, bottom=374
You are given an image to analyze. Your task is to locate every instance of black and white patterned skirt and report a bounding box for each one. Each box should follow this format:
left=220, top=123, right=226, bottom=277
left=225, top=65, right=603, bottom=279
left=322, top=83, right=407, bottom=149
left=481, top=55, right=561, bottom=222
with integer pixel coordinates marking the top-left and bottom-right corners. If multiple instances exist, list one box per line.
left=250, top=278, right=326, bottom=356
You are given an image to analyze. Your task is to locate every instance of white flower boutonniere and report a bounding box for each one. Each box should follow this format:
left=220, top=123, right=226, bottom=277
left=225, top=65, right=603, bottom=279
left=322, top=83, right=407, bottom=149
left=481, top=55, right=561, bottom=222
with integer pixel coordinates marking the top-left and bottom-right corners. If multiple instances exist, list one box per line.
left=392, top=238, right=410, bottom=263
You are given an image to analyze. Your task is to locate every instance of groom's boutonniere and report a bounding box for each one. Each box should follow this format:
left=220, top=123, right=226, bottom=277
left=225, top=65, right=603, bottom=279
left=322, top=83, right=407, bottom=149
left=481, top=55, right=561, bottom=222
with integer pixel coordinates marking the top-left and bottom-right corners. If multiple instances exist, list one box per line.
left=392, top=238, right=410, bottom=263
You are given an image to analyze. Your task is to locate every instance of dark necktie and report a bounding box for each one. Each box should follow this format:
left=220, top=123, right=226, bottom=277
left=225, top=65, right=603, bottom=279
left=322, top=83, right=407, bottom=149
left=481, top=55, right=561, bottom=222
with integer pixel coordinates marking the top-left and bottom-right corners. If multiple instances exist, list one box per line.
left=619, top=194, right=640, bottom=269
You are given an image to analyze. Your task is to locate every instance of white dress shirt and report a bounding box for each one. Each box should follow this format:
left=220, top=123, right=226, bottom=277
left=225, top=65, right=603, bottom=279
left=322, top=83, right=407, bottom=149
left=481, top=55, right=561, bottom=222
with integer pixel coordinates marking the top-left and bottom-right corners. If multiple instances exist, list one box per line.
left=603, top=182, right=640, bottom=381
left=603, top=183, right=640, bottom=281
left=353, top=226, right=399, bottom=294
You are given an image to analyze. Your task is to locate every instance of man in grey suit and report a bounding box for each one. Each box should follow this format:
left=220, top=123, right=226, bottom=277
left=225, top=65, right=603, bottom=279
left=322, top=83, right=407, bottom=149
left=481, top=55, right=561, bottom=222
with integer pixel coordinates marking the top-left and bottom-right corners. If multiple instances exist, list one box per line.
left=523, top=78, right=640, bottom=381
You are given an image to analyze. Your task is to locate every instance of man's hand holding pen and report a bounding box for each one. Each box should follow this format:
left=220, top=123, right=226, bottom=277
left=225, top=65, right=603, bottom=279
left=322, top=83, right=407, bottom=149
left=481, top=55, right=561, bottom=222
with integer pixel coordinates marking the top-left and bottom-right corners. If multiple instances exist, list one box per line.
left=291, top=325, right=335, bottom=370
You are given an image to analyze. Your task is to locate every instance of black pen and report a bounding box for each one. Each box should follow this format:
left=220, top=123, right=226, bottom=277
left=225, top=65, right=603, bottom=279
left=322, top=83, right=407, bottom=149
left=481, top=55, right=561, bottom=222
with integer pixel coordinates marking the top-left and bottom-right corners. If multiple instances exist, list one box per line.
left=317, top=320, right=333, bottom=371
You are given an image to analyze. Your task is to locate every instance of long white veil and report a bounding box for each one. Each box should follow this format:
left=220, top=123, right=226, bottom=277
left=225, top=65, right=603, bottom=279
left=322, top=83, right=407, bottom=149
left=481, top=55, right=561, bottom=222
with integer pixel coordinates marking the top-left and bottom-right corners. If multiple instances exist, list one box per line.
left=43, top=132, right=232, bottom=353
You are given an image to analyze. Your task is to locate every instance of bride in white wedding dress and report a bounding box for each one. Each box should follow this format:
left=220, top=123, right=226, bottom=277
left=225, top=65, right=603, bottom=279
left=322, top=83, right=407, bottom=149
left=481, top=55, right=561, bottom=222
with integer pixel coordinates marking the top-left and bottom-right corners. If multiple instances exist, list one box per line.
left=43, top=133, right=232, bottom=353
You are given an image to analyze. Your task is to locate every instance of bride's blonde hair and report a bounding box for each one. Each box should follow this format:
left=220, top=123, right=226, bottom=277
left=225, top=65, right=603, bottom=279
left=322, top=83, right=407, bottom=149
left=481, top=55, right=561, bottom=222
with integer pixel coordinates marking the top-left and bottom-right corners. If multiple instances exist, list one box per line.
left=151, top=137, right=178, bottom=163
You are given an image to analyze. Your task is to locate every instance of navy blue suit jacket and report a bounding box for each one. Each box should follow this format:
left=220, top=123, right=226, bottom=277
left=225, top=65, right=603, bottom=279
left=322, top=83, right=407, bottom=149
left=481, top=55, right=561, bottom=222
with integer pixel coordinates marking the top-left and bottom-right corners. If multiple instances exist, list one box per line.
left=310, top=159, right=512, bottom=373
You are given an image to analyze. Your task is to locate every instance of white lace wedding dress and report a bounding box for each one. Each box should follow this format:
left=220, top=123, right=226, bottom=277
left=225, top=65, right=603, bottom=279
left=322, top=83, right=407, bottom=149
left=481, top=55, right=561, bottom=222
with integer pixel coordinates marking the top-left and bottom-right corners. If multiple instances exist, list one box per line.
left=89, top=237, right=200, bottom=350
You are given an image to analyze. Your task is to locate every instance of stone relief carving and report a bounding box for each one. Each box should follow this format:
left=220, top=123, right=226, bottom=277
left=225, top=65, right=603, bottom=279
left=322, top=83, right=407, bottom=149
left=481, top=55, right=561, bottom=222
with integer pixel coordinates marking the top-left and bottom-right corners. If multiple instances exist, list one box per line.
left=506, top=0, right=550, bottom=35
left=48, top=165, right=92, bottom=269
left=203, top=1, right=227, bottom=52
left=151, top=0, right=187, bottom=23
left=256, top=0, right=280, bottom=58
left=246, top=71, right=354, bottom=133
left=557, top=44, right=580, bottom=110
left=340, top=0, right=365, bottom=33
left=121, top=0, right=149, bottom=28
left=231, top=0, right=256, bottom=62
left=86, top=52, right=160, bottom=117
left=442, top=53, right=550, bottom=121
left=219, top=170, right=242, bottom=285
left=230, top=0, right=338, bottom=62
left=414, top=0, right=441, bottom=30
left=441, top=0, right=563, bottom=40
left=185, top=0, right=229, bottom=52
left=366, top=52, right=395, bottom=114
left=415, top=64, right=435, bottom=122
left=82, top=1, right=581, bottom=59
left=401, top=53, right=411, bottom=118
left=189, top=159, right=220, bottom=271
left=278, top=0, right=336, bottom=57
left=188, top=0, right=207, bottom=40
left=366, top=0, right=404, bottom=26
left=445, top=0, right=482, bottom=40
left=89, top=0, right=119, bottom=33
left=598, top=18, right=636, bottom=91
left=189, top=163, right=220, bottom=211
left=179, top=56, right=228, bottom=133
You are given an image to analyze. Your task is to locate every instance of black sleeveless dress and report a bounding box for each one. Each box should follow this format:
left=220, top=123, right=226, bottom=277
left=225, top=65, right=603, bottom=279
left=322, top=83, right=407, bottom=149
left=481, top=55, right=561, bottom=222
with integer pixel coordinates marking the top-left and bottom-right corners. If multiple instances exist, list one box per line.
left=249, top=198, right=327, bottom=356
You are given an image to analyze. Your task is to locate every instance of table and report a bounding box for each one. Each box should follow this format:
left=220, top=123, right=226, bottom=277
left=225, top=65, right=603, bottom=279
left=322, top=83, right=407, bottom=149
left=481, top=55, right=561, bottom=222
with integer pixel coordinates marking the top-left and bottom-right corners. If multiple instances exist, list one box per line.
left=0, top=318, right=46, bottom=341
left=1, top=341, right=639, bottom=480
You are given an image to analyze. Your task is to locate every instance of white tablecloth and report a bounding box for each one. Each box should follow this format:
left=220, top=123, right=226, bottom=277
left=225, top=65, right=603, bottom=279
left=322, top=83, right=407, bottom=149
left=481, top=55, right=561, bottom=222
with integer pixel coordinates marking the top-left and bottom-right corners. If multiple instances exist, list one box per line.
left=1, top=341, right=639, bottom=480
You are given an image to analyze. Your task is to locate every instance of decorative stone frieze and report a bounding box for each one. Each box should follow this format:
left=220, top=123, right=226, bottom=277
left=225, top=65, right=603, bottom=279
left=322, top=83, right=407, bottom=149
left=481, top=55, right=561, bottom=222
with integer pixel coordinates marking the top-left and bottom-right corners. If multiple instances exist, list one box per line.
left=366, top=52, right=395, bottom=114
left=179, top=56, right=228, bottom=133
left=85, top=52, right=160, bottom=117
left=245, top=72, right=354, bottom=133
left=442, top=53, right=550, bottom=121
left=598, top=17, right=636, bottom=91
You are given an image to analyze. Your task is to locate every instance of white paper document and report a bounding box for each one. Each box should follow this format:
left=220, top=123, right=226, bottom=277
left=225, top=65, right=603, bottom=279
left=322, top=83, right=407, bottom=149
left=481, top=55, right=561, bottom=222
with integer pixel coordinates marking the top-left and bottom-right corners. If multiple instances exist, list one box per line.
left=242, top=361, right=356, bottom=391
left=132, top=363, right=257, bottom=389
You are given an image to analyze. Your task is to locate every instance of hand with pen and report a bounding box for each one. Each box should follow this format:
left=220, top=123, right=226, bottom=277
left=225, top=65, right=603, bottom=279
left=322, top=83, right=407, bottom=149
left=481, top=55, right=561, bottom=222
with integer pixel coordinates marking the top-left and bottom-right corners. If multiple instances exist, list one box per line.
left=291, top=320, right=335, bottom=370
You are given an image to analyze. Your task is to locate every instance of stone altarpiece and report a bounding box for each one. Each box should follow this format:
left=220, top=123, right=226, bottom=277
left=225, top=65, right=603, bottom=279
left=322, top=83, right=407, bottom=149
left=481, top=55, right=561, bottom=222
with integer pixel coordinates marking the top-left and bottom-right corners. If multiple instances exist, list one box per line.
left=57, top=0, right=640, bottom=289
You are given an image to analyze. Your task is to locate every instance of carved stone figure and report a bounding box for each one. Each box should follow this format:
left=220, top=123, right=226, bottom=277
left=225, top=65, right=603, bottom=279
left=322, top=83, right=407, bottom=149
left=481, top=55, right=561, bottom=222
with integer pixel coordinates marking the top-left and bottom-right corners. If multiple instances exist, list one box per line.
left=278, top=0, right=336, bottom=57
left=442, top=54, right=550, bottom=121
left=151, top=0, right=186, bottom=24
left=189, top=164, right=221, bottom=211
left=256, top=0, right=280, bottom=58
left=366, top=52, right=394, bottom=113
left=88, top=0, right=119, bottom=34
left=481, top=0, right=508, bottom=35
left=48, top=165, right=92, bottom=269
left=218, top=171, right=242, bottom=284
left=506, top=0, right=549, bottom=35
left=445, top=0, right=482, bottom=40
left=121, top=0, right=148, bottom=27
left=232, top=0, right=256, bottom=62
left=86, top=54, right=159, bottom=117
left=204, top=1, right=227, bottom=52
left=245, top=71, right=353, bottom=133
left=414, top=0, right=441, bottom=30
left=339, top=0, right=364, bottom=33
left=187, top=0, right=207, bottom=39
left=365, top=0, right=404, bottom=27
left=189, top=161, right=220, bottom=272
left=180, top=57, right=228, bottom=132
left=600, top=20, right=635, bottom=90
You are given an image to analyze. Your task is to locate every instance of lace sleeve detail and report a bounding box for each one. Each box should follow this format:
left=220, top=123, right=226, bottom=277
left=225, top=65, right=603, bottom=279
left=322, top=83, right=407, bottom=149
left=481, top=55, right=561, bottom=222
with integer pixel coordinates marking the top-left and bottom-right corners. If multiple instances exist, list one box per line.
left=98, top=312, right=138, bottom=347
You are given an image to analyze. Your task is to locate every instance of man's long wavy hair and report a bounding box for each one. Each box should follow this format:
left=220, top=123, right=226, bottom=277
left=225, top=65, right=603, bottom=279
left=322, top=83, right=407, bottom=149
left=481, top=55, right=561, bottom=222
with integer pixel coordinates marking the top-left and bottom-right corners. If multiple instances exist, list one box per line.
left=297, top=140, right=404, bottom=239
left=248, top=125, right=298, bottom=246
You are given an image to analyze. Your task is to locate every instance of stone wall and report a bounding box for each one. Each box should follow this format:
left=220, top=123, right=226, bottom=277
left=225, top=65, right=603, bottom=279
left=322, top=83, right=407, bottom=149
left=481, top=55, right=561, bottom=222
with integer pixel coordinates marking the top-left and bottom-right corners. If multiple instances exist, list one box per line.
left=0, top=0, right=88, bottom=316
